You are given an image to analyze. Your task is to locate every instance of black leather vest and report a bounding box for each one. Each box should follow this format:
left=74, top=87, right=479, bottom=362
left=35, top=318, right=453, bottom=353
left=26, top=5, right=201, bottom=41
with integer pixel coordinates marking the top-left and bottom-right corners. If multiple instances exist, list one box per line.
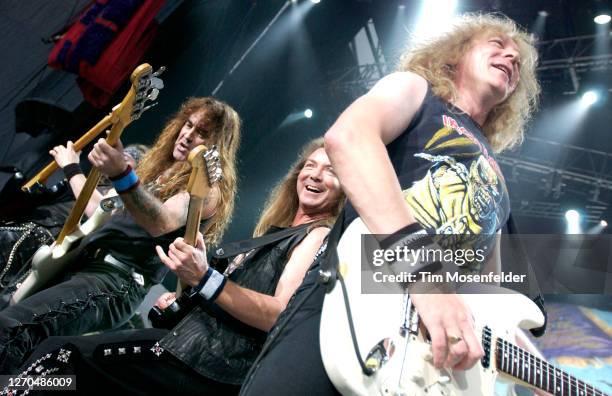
left=159, top=224, right=310, bottom=385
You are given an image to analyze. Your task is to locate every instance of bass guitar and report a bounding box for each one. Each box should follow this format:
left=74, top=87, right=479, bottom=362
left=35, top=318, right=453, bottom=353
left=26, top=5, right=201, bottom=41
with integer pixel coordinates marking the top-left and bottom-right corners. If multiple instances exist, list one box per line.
left=11, top=63, right=164, bottom=304
left=148, top=144, right=222, bottom=329
left=320, top=218, right=609, bottom=396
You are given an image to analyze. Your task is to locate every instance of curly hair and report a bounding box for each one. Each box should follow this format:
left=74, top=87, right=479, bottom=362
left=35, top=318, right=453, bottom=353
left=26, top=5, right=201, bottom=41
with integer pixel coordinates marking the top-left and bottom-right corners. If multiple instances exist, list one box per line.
left=136, top=97, right=241, bottom=245
left=253, top=138, right=344, bottom=237
left=399, top=13, right=540, bottom=152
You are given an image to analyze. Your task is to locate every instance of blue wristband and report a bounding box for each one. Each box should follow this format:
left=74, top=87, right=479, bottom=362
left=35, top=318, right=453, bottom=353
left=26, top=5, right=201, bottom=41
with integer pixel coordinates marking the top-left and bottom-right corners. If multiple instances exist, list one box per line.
left=112, top=169, right=139, bottom=193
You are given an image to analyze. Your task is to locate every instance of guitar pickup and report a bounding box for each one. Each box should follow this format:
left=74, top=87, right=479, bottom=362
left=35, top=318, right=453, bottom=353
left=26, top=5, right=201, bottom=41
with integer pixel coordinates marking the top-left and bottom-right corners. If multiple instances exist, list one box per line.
left=100, top=196, right=124, bottom=212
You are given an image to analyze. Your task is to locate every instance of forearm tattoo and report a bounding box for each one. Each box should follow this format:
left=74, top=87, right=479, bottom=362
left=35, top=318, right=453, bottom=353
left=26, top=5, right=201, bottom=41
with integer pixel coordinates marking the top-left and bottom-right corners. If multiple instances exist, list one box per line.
left=122, top=185, right=165, bottom=224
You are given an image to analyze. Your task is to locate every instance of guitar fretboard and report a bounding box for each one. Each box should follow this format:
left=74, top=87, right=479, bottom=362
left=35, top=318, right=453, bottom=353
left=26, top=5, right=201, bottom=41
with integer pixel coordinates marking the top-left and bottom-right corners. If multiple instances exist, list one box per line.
left=488, top=328, right=608, bottom=396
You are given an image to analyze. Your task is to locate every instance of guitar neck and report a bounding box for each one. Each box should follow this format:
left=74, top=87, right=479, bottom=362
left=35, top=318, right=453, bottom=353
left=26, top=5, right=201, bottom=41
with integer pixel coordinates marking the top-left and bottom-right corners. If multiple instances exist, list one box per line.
left=184, top=196, right=204, bottom=246
left=489, top=328, right=607, bottom=396
left=55, top=121, right=128, bottom=244
left=56, top=167, right=102, bottom=244
left=175, top=144, right=215, bottom=298
left=21, top=115, right=112, bottom=192
left=176, top=195, right=205, bottom=296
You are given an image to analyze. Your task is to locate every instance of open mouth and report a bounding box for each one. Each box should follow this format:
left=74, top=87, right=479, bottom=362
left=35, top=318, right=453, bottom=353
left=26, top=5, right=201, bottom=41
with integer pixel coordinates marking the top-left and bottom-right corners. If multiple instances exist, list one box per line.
left=176, top=141, right=190, bottom=153
left=305, top=185, right=323, bottom=193
left=492, top=64, right=511, bottom=82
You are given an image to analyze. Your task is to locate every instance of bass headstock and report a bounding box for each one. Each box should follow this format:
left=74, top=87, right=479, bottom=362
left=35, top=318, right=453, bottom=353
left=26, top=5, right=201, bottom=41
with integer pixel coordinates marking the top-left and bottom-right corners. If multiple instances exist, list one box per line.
left=130, top=64, right=165, bottom=121
left=107, top=64, right=165, bottom=141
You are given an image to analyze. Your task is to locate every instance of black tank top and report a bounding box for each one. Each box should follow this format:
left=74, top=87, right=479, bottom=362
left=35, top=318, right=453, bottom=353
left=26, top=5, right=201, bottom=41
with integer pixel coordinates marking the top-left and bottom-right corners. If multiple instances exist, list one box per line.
left=343, top=86, right=510, bottom=262
left=82, top=210, right=187, bottom=284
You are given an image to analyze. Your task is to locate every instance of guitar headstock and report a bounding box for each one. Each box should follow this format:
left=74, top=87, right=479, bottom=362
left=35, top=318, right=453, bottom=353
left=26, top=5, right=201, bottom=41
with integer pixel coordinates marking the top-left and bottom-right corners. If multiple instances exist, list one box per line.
left=107, top=64, right=165, bottom=138
left=187, top=145, right=222, bottom=199
left=130, top=64, right=165, bottom=121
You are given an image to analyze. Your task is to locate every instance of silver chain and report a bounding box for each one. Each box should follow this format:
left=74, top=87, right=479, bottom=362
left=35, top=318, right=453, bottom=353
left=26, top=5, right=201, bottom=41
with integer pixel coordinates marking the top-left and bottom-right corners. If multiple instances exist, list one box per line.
left=0, top=222, right=53, bottom=287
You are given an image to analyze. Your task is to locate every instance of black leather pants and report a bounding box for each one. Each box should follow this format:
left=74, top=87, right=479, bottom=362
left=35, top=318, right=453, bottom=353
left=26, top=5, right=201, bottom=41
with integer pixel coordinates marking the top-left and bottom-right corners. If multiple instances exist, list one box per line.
left=0, top=266, right=146, bottom=373
left=8, top=328, right=240, bottom=395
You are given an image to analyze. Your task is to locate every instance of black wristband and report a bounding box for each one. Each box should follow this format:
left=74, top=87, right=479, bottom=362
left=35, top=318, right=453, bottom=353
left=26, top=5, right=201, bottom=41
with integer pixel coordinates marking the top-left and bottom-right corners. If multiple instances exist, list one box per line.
left=62, top=163, right=83, bottom=181
left=109, top=164, right=132, bottom=181
left=378, top=222, right=432, bottom=251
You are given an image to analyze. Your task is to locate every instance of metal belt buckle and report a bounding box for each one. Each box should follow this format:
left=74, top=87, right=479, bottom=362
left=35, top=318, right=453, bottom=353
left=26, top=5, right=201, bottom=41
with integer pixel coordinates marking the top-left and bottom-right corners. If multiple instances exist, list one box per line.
left=132, top=272, right=145, bottom=287
left=103, top=254, right=122, bottom=267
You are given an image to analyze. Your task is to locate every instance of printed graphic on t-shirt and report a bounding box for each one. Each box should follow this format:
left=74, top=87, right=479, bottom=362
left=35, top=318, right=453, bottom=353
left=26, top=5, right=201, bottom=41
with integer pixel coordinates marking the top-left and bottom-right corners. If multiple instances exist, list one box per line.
left=403, top=120, right=507, bottom=268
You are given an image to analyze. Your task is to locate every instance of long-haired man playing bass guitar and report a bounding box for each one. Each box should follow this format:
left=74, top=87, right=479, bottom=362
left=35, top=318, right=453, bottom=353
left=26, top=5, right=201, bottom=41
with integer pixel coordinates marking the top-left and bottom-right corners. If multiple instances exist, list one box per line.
left=0, top=97, right=240, bottom=373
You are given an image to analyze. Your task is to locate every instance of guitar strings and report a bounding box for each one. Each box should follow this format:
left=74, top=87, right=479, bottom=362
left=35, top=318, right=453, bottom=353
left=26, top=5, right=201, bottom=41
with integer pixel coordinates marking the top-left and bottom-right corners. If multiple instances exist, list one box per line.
left=486, top=327, right=593, bottom=394
left=482, top=327, right=605, bottom=395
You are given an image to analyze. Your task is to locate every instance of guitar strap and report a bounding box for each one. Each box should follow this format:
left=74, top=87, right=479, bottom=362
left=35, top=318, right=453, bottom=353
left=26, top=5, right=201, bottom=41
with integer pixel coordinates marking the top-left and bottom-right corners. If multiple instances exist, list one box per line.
left=505, top=213, right=547, bottom=337
left=317, top=212, right=344, bottom=292
left=211, top=223, right=310, bottom=260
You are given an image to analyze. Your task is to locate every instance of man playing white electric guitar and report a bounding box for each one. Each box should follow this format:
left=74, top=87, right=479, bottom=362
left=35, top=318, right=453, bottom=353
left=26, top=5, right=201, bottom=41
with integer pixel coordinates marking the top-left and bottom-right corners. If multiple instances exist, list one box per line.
left=240, top=13, right=559, bottom=396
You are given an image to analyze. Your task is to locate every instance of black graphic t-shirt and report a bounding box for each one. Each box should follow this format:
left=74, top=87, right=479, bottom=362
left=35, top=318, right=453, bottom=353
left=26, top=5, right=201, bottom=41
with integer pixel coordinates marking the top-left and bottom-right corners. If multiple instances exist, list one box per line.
left=342, top=85, right=510, bottom=268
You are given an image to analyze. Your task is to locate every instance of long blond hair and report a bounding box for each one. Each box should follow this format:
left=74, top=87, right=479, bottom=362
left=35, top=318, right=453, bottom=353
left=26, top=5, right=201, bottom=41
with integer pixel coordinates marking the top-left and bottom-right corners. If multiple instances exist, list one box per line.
left=253, top=138, right=344, bottom=237
left=399, top=13, right=540, bottom=152
left=136, top=97, right=241, bottom=245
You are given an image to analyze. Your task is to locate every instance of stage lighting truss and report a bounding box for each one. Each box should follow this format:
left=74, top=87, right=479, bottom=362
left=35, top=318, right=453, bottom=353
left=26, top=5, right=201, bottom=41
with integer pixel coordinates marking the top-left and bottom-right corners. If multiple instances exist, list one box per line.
left=498, top=136, right=612, bottom=222
left=510, top=199, right=606, bottom=224
left=498, top=136, right=612, bottom=191
left=329, top=33, right=612, bottom=97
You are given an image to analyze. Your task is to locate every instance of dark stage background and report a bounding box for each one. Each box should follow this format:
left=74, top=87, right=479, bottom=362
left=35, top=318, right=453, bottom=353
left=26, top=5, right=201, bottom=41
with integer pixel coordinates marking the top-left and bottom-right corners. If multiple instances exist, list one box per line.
left=1, top=0, right=611, bottom=241
left=0, top=1, right=610, bottom=391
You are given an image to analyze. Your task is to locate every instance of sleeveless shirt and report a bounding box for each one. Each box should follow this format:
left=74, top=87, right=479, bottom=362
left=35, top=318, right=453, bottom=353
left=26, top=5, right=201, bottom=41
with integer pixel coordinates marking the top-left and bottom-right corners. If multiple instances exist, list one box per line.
left=342, top=85, right=510, bottom=268
left=160, top=224, right=312, bottom=385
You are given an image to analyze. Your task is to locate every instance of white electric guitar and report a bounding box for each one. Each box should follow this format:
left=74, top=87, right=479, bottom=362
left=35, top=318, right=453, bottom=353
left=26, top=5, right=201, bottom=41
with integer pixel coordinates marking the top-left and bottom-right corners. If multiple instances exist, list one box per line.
left=11, top=63, right=164, bottom=304
left=320, top=218, right=609, bottom=396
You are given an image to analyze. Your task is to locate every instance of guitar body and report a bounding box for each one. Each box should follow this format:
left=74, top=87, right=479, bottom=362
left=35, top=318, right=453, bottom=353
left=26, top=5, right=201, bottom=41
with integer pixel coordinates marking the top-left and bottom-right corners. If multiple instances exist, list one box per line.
left=11, top=206, right=112, bottom=303
left=148, top=292, right=197, bottom=329
left=320, top=218, right=545, bottom=396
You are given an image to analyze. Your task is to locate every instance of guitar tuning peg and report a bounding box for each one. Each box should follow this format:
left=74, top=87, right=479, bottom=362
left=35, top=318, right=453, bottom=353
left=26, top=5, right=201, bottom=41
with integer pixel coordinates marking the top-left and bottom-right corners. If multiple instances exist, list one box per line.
left=210, top=167, right=222, bottom=182
left=205, top=151, right=218, bottom=161
left=147, top=88, right=159, bottom=101
left=141, top=102, right=158, bottom=113
left=207, top=145, right=219, bottom=155
left=152, top=66, right=166, bottom=77
left=149, top=77, right=164, bottom=90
